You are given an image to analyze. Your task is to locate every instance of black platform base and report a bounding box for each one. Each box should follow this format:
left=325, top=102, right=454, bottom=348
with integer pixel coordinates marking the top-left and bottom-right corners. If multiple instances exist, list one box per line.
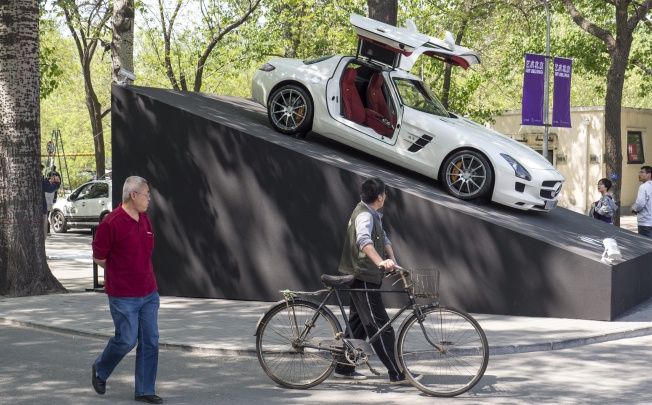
left=111, top=85, right=652, bottom=321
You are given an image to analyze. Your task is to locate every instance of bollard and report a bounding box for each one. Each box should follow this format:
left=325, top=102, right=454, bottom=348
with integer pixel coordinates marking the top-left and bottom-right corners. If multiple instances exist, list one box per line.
left=90, top=225, right=104, bottom=292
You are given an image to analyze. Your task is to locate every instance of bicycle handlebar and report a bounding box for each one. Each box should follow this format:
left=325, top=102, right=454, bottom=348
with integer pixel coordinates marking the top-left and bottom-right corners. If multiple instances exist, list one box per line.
left=380, top=265, right=410, bottom=278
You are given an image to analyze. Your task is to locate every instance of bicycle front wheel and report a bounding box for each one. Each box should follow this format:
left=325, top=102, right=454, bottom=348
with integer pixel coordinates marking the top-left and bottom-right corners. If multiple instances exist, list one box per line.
left=397, top=305, right=489, bottom=397
left=255, top=299, right=341, bottom=389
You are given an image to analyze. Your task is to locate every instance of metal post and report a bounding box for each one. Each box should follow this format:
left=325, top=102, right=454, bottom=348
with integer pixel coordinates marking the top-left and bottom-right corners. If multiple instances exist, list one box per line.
left=542, top=0, right=551, bottom=161
left=90, top=225, right=104, bottom=291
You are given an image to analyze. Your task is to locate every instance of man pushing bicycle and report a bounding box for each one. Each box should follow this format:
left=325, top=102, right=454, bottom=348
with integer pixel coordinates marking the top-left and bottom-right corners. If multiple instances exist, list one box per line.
left=334, top=177, right=411, bottom=385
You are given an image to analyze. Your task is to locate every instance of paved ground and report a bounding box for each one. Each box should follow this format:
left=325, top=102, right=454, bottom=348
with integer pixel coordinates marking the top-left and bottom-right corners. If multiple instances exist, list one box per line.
left=1, top=216, right=651, bottom=404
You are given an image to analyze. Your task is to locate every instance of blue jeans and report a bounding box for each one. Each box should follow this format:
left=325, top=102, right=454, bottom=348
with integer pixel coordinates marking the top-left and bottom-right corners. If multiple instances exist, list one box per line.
left=95, top=291, right=160, bottom=396
left=639, top=225, right=652, bottom=239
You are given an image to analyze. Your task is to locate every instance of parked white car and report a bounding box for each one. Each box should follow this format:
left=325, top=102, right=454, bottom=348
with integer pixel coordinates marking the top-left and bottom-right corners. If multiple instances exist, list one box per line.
left=50, top=179, right=112, bottom=233
left=252, top=14, right=564, bottom=211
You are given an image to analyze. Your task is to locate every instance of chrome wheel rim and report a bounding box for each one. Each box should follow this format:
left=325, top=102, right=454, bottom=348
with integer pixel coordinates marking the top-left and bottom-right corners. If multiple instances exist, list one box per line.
left=52, top=213, right=64, bottom=231
left=270, top=89, right=307, bottom=131
left=445, top=154, right=487, bottom=197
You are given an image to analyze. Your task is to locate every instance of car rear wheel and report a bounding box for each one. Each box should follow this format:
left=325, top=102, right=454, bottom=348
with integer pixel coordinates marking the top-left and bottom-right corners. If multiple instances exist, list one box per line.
left=442, top=150, right=493, bottom=200
left=51, top=211, right=68, bottom=233
left=267, top=84, right=313, bottom=136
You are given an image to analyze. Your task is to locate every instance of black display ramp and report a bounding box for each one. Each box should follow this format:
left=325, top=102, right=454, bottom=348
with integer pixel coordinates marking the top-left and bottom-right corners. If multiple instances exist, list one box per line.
left=112, top=85, right=652, bottom=321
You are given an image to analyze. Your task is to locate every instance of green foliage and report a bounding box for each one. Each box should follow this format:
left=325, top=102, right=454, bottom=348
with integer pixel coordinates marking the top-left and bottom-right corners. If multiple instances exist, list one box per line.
left=248, top=0, right=365, bottom=60
left=39, top=18, right=64, bottom=100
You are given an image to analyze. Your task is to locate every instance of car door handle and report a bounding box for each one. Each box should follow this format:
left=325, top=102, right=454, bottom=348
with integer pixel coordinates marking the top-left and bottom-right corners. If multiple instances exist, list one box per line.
left=99, top=201, right=105, bottom=205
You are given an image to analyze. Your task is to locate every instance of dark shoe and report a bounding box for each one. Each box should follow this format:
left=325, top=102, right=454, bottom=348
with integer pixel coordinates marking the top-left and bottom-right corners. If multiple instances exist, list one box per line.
left=389, top=372, right=421, bottom=385
left=333, top=370, right=367, bottom=380
left=135, top=395, right=163, bottom=404
left=91, top=363, right=106, bottom=395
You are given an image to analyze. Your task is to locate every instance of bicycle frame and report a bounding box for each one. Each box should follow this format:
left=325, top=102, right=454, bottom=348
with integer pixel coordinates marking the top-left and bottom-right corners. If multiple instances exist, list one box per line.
left=285, top=274, right=440, bottom=356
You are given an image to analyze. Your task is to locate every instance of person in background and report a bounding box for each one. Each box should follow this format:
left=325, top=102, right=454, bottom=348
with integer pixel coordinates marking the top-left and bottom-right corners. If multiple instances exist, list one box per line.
left=42, top=169, right=60, bottom=238
left=46, top=165, right=61, bottom=203
left=630, top=166, right=652, bottom=238
left=91, top=176, right=163, bottom=404
left=45, top=189, right=54, bottom=236
left=590, top=178, right=618, bottom=224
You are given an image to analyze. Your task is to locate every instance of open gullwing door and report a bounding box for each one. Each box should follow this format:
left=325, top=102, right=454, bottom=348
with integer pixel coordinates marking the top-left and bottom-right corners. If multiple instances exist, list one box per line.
left=350, top=14, right=481, bottom=71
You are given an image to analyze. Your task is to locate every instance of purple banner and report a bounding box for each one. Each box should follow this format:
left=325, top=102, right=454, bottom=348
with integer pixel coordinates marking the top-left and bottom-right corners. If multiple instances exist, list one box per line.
left=521, top=53, right=545, bottom=126
left=552, top=57, right=573, bottom=128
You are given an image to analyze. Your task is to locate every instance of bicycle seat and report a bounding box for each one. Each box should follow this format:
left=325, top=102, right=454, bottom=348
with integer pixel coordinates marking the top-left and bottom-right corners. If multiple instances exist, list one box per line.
left=320, top=274, right=355, bottom=288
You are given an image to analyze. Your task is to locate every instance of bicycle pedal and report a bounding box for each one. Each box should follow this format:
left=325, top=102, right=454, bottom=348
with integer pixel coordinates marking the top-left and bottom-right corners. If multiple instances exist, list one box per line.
left=366, top=364, right=381, bottom=376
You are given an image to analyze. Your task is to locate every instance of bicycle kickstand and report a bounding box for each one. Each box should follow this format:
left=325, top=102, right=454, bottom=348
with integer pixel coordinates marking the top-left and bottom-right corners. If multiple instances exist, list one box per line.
left=366, top=363, right=381, bottom=376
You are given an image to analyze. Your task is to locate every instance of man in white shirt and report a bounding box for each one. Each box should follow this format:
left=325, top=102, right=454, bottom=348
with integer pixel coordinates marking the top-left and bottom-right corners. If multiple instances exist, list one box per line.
left=630, top=166, right=652, bottom=238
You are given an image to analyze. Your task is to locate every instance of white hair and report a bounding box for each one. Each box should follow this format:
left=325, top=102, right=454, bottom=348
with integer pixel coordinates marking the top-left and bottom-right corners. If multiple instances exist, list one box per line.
left=122, top=176, right=148, bottom=202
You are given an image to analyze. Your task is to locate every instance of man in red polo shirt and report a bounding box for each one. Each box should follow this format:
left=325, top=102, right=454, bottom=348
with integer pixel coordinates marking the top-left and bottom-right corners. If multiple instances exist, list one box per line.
left=91, top=176, right=162, bottom=404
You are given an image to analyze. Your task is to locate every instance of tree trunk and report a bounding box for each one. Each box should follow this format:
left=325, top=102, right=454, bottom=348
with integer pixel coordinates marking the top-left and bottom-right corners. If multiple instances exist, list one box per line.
left=441, top=28, right=468, bottom=110
left=60, top=1, right=111, bottom=179
left=0, top=0, right=65, bottom=296
left=367, top=0, right=398, bottom=26
left=81, top=45, right=106, bottom=179
left=111, top=0, right=135, bottom=82
left=604, top=41, right=632, bottom=227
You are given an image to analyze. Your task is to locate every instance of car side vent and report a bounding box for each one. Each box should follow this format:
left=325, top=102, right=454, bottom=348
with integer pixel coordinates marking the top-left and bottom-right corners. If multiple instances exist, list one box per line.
left=407, top=134, right=434, bottom=153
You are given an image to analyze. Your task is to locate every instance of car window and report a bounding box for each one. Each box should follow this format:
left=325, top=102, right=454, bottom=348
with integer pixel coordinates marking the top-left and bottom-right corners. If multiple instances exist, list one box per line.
left=73, top=184, right=94, bottom=201
left=92, top=182, right=109, bottom=199
left=392, top=78, right=449, bottom=117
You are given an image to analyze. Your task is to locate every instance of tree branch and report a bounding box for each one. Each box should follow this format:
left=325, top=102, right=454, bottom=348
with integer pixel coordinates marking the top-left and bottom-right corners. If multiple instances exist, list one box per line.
left=632, top=60, right=652, bottom=76
left=193, top=0, right=262, bottom=92
left=628, top=0, right=652, bottom=28
left=559, top=0, right=615, bottom=50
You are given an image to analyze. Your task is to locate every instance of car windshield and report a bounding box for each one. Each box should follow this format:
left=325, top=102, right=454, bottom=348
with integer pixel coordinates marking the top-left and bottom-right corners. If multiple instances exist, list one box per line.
left=392, top=78, right=449, bottom=117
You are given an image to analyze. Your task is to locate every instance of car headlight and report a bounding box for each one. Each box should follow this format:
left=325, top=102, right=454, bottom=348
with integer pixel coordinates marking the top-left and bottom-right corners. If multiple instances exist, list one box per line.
left=500, top=153, right=531, bottom=181
left=258, top=63, right=276, bottom=72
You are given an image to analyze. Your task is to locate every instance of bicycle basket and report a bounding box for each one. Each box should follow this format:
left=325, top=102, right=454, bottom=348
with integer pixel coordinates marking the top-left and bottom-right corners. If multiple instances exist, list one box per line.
left=412, top=269, right=440, bottom=299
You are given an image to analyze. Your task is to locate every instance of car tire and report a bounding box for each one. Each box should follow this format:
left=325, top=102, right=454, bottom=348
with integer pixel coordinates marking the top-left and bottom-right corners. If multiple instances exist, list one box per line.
left=51, top=210, right=68, bottom=233
left=442, top=150, right=493, bottom=201
left=267, top=84, right=313, bottom=136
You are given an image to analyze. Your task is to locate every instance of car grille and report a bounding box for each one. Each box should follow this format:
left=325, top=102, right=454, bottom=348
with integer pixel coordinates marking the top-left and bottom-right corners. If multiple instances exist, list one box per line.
left=540, top=180, right=563, bottom=199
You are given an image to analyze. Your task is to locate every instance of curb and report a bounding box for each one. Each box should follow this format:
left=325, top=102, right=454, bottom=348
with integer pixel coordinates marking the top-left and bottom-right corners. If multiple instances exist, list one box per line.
left=4, top=317, right=652, bottom=357
left=0, top=318, right=257, bottom=357
left=488, top=325, right=652, bottom=355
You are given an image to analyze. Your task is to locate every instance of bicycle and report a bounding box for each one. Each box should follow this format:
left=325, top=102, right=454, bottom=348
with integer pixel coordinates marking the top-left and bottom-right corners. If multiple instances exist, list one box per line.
left=254, top=267, right=489, bottom=397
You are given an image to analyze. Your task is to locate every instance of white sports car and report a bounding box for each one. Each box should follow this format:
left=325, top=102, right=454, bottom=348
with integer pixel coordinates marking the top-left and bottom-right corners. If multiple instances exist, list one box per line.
left=252, top=14, right=564, bottom=211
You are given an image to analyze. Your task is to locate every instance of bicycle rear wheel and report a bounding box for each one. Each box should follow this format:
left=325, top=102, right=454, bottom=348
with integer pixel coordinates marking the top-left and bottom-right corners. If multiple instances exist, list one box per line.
left=255, top=299, right=341, bottom=389
left=396, top=305, right=489, bottom=397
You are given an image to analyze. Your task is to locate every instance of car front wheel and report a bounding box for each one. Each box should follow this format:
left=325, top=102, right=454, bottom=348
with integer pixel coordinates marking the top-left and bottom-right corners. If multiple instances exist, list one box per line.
left=267, top=84, right=313, bottom=136
left=51, top=210, right=68, bottom=233
left=442, top=150, right=493, bottom=200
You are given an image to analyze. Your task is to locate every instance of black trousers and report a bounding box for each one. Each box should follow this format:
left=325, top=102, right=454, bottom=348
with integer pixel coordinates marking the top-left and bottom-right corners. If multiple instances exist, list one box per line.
left=335, top=279, right=402, bottom=378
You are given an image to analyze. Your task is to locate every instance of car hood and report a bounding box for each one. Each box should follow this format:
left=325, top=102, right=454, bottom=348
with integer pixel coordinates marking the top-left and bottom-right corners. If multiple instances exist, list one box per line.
left=436, top=114, right=557, bottom=171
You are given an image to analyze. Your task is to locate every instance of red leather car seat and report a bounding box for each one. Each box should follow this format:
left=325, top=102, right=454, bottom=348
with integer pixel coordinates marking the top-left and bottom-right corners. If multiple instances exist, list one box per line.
left=342, top=68, right=366, bottom=124
left=341, top=67, right=394, bottom=138
left=367, top=73, right=396, bottom=128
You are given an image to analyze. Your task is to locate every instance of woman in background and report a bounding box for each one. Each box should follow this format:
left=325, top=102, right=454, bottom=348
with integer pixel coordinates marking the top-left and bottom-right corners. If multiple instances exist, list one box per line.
left=590, top=178, right=618, bottom=224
